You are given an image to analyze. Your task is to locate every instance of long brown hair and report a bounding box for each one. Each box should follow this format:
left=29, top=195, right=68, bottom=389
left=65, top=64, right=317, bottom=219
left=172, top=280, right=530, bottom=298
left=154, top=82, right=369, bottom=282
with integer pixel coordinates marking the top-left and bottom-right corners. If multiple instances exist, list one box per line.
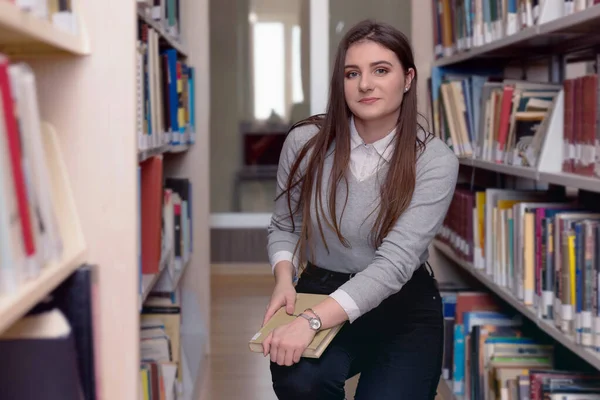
left=278, top=19, right=431, bottom=268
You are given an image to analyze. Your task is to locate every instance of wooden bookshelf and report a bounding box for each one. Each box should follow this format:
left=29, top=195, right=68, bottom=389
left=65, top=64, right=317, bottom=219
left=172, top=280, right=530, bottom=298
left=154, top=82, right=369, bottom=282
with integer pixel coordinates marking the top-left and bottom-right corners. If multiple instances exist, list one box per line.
left=433, top=238, right=600, bottom=371
left=135, top=0, right=209, bottom=398
left=431, top=5, right=600, bottom=196
left=0, top=0, right=89, bottom=55
left=433, top=4, right=600, bottom=68
left=136, top=6, right=188, bottom=57
left=0, top=122, right=87, bottom=333
left=0, top=0, right=209, bottom=398
left=0, top=122, right=89, bottom=333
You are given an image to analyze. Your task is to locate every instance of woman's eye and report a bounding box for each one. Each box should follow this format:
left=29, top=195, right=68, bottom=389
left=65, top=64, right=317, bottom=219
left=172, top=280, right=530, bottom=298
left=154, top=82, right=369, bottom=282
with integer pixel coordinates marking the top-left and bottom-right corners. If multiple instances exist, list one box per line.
left=346, top=71, right=358, bottom=78
left=375, top=68, right=388, bottom=75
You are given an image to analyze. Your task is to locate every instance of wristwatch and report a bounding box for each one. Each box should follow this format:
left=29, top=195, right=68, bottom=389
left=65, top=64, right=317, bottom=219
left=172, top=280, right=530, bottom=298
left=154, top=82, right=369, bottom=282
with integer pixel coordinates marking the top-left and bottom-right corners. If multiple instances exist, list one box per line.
left=298, top=308, right=322, bottom=331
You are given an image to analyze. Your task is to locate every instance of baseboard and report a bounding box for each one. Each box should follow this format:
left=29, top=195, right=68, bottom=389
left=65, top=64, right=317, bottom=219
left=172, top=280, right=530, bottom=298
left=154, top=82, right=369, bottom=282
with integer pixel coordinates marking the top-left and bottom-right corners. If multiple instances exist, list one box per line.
left=211, top=263, right=272, bottom=276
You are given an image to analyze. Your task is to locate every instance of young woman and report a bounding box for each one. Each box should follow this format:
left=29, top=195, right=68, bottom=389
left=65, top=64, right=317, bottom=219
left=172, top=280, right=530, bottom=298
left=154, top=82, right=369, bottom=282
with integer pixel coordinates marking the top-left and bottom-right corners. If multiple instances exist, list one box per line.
left=262, top=19, right=458, bottom=400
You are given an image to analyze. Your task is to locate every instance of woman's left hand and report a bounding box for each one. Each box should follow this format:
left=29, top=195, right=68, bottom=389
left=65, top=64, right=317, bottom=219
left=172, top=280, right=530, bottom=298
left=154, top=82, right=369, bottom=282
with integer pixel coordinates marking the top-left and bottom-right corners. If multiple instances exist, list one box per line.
left=262, top=317, right=317, bottom=366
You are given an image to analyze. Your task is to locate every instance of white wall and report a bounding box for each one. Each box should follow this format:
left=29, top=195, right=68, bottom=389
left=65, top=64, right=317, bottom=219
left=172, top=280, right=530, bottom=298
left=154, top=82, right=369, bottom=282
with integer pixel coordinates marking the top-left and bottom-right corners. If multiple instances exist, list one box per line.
left=310, top=0, right=329, bottom=115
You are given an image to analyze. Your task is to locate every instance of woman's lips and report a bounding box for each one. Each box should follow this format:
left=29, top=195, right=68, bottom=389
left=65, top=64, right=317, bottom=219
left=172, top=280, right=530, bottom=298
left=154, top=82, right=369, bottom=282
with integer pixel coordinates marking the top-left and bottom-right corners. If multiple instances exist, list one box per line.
left=359, top=97, right=379, bottom=104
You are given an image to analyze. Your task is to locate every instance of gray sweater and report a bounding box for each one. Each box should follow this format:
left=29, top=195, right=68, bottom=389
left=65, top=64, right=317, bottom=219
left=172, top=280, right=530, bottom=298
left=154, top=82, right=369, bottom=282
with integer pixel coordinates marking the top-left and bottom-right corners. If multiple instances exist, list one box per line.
left=267, top=122, right=459, bottom=322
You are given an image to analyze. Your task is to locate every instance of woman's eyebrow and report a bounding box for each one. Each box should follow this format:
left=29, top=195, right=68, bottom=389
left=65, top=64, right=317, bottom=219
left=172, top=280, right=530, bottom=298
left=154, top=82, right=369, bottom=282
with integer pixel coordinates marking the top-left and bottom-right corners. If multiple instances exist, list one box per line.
left=344, top=60, right=393, bottom=69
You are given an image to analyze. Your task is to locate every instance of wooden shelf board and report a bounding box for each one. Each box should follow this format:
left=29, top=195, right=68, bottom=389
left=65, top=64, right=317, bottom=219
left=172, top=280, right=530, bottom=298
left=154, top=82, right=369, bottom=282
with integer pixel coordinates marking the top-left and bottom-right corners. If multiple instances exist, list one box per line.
left=137, top=143, right=192, bottom=162
left=140, top=247, right=173, bottom=305
left=539, top=171, right=600, bottom=193
left=0, top=2, right=88, bottom=55
left=432, top=239, right=600, bottom=370
left=137, top=9, right=188, bottom=57
left=0, top=245, right=86, bottom=334
left=539, top=4, right=600, bottom=36
left=433, top=5, right=600, bottom=67
left=458, top=157, right=539, bottom=180
left=458, top=158, right=600, bottom=193
left=434, top=26, right=538, bottom=67
left=153, top=258, right=188, bottom=293
left=138, top=143, right=171, bottom=162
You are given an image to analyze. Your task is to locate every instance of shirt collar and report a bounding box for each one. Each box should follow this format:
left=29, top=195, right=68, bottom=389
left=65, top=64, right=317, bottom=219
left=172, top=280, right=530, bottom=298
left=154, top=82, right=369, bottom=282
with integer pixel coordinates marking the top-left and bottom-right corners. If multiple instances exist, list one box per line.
left=349, top=116, right=397, bottom=162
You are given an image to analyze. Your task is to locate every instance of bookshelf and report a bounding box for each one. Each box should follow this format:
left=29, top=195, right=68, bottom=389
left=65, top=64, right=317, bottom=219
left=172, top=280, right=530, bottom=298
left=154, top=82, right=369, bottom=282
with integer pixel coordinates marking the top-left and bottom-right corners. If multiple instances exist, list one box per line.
left=432, top=2, right=600, bottom=68
left=0, top=0, right=209, bottom=399
left=429, top=2, right=600, bottom=399
left=136, top=0, right=209, bottom=399
left=434, top=238, right=600, bottom=371
left=0, top=0, right=89, bottom=55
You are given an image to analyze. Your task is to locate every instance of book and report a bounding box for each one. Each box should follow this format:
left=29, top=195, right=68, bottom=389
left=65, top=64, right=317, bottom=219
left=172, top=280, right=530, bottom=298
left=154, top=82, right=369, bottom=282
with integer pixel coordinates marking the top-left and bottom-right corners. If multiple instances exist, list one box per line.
left=248, top=293, right=345, bottom=359
left=0, top=308, right=84, bottom=400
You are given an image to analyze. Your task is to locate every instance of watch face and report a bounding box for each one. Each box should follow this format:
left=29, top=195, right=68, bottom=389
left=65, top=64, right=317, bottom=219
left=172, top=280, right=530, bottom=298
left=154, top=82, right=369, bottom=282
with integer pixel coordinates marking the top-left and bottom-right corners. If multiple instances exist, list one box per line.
left=310, top=318, right=321, bottom=330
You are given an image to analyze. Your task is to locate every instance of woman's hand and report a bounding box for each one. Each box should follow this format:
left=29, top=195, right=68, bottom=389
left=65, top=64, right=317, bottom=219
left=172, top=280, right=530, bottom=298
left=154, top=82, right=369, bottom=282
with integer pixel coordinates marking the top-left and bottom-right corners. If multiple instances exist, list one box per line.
left=263, top=280, right=297, bottom=327
left=262, top=317, right=317, bottom=365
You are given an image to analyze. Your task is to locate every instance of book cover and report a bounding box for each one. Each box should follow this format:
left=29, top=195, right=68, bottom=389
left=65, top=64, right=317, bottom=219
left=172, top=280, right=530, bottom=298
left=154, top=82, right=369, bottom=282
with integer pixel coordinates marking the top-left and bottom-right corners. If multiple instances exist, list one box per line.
left=248, top=293, right=345, bottom=359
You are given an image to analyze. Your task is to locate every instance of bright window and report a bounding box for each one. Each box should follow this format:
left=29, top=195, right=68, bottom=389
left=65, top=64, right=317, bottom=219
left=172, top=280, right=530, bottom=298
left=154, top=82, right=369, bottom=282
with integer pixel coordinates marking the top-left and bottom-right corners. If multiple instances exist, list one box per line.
left=253, top=22, right=285, bottom=120
left=292, top=25, right=304, bottom=104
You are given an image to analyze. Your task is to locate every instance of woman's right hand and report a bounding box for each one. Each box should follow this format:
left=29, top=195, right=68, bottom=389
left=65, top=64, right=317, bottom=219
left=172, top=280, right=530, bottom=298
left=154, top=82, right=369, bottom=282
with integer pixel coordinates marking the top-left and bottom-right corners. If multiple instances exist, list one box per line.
left=262, top=280, right=297, bottom=326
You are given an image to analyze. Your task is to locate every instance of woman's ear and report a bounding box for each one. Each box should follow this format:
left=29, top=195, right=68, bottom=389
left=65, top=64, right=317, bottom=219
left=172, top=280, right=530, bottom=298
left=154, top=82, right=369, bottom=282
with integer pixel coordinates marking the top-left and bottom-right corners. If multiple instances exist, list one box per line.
left=404, top=68, right=415, bottom=92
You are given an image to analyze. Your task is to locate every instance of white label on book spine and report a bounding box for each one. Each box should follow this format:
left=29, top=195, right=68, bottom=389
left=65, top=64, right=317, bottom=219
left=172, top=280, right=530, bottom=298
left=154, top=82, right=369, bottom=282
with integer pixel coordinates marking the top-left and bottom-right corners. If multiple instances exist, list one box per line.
left=561, top=304, right=574, bottom=334
left=576, top=313, right=582, bottom=344
left=581, top=311, right=593, bottom=347
left=251, top=332, right=261, bottom=341
left=582, top=144, right=595, bottom=166
left=594, top=316, right=600, bottom=350
left=542, top=291, right=553, bottom=319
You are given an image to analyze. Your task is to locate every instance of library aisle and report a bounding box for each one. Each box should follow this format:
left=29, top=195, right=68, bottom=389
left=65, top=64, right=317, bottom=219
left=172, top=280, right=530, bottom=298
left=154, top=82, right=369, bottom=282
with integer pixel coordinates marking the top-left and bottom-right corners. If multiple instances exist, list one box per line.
left=202, top=270, right=277, bottom=400
left=203, top=267, right=362, bottom=400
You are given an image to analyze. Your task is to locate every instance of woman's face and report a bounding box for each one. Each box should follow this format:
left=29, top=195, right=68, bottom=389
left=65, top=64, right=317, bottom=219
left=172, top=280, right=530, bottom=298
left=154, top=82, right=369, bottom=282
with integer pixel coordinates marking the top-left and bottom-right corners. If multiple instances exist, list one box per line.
left=343, top=40, right=414, bottom=123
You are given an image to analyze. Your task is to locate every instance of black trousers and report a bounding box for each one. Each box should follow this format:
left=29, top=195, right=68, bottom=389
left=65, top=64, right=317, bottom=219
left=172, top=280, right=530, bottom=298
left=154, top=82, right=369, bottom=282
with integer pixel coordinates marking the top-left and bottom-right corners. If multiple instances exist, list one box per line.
left=270, top=262, right=444, bottom=400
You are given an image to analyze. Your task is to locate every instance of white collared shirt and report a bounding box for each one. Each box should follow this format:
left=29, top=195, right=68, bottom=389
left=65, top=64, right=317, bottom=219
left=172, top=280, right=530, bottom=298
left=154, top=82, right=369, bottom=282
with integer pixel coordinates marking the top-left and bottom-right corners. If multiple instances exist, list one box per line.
left=347, top=116, right=396, bottom=181
left=270, top=116, right=397, bottom=322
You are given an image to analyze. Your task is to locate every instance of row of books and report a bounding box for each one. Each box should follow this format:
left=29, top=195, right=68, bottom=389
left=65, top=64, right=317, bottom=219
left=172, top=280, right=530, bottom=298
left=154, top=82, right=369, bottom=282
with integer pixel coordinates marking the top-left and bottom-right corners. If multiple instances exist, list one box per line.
left=137, top=21, right=195, bottom=152
left=432, top=0, right=600, bottom=60
left=431, top=68, right=568, bottom=169
left=137, top=0, right=182, bottom=42
left=10, top=0, right=77, bottom=35
left=140, top=291, right=182, bottom=400
left=0, top=54, right=64, bottom=295
left=430, top=65, right=600, bottom=178
left=563, top=72, right=599, bottom=176
left=441, top=289, right=600, bottom=399
left=437, top=185, right=600, bottom=351
left=137, top=156, right=192, bottom=301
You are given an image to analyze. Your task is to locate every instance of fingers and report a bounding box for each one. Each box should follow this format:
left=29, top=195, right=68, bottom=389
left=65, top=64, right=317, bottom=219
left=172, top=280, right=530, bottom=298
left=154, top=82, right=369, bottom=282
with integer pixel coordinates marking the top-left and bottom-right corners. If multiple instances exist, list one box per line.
left=262, top=306, right=275, bottom=327
left=284, top=347, right=296, bottom=366
left=293, top=348, right=302, bottom=364
left=263, top=301, right=282, bottom=326
left=262, top=331, right=273, bottom=357
left=270, top=335, right=280, bottom=364
left=269, top=337, right=303, bottom=366
left=285, top=294, right=295, bottom=315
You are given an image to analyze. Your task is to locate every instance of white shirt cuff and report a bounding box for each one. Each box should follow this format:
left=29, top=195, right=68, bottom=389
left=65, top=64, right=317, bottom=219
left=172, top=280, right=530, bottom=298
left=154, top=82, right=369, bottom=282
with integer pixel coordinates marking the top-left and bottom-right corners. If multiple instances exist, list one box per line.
left=329, top=289, right=361, bottom=323
left=270, top=251, right=299, bottom=279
